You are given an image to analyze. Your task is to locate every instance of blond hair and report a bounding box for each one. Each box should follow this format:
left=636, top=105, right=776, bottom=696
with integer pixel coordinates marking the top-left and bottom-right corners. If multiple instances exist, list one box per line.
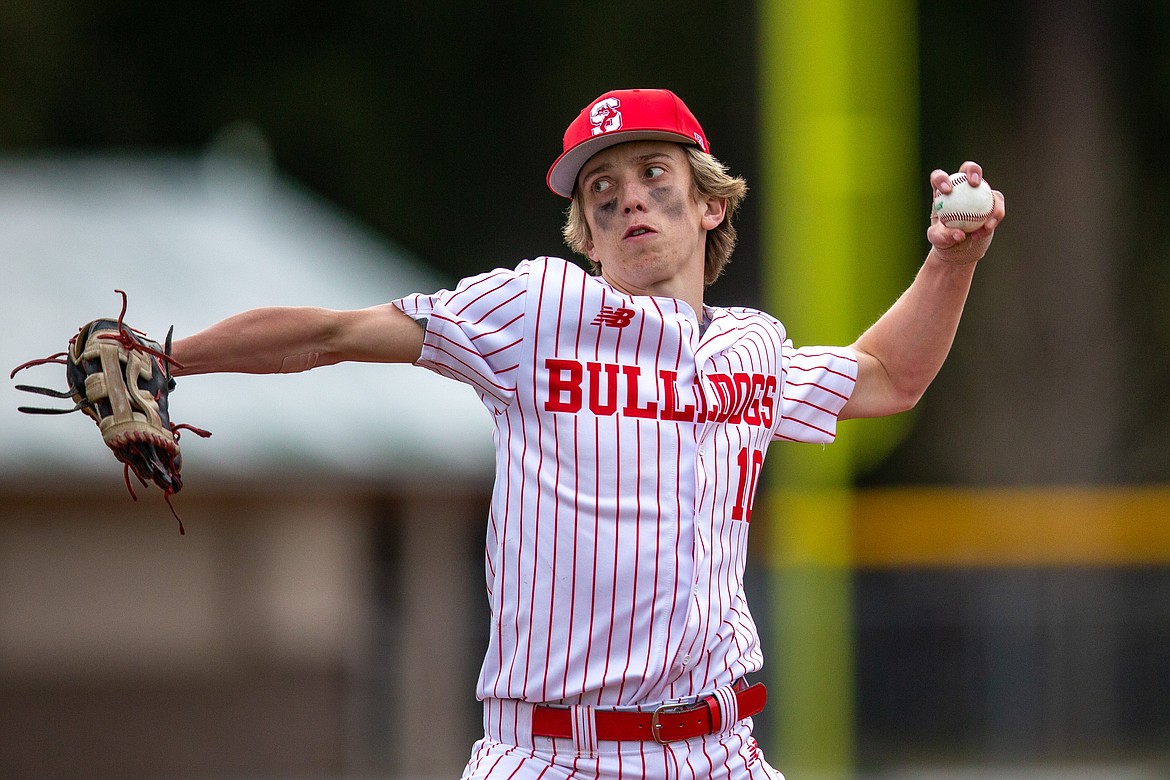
left=561, top=146, right=748, bottom=286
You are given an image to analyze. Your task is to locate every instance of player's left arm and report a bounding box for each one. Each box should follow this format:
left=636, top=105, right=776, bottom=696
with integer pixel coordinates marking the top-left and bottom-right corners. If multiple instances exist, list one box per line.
left=839, top=161, right=1006, bottom=420
left=170, top=302, right=424, bottom=377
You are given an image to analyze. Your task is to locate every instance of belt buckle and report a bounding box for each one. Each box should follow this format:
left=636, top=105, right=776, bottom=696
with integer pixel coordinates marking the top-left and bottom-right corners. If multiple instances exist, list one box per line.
left=650, top=701, right=697, bottom=745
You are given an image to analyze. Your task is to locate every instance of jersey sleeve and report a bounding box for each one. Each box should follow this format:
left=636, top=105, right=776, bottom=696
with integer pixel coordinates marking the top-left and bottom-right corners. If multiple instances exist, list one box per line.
left=774, top=343, right=858, bottom=443
left=392, top=263, right=530, bottom=413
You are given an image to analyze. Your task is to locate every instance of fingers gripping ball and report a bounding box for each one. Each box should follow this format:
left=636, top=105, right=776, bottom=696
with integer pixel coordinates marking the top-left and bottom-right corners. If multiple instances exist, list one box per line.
left=11, top=291, right=210, bottom=533
left=934, top=172, right=995, bottom=232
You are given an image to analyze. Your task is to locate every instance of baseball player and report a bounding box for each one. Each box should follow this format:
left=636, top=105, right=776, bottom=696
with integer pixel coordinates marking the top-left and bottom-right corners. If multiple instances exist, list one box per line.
left=168, top=88, right=1005, bottom=779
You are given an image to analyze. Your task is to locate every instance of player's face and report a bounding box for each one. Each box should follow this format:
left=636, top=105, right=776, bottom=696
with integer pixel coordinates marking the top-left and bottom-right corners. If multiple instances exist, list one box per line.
left=576, top=141, right=725, bottom=307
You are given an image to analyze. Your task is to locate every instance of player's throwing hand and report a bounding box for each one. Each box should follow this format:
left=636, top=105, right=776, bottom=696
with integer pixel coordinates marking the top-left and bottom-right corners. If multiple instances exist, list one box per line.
left=927, top=160, right=1006, bottom=265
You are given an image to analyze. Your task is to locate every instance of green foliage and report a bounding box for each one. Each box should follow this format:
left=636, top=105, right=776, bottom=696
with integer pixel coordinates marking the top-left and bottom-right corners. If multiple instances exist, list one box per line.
left=0, top=1, right=758, bottom=294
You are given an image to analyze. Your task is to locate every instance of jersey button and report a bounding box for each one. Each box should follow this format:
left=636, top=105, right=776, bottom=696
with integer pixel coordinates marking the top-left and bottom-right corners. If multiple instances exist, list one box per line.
left=681, top=654, right=691, bottom=667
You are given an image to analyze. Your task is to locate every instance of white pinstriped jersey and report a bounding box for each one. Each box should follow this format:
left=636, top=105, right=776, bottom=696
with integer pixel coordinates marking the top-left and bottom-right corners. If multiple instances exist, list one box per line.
left=394, top=256, right=857, bottom=708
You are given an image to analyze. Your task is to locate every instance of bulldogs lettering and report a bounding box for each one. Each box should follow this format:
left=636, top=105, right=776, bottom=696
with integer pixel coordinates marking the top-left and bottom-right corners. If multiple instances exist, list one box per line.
left=543, top=358, right=776, bottom=427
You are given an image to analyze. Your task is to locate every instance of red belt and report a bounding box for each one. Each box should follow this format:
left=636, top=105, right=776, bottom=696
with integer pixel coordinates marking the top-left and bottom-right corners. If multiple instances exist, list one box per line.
left=530, top=682, right=767, bottom=745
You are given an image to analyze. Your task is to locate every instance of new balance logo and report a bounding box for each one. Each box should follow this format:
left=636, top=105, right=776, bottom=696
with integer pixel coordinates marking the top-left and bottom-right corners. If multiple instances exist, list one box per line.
left=591, top=306, right=636, bottom=328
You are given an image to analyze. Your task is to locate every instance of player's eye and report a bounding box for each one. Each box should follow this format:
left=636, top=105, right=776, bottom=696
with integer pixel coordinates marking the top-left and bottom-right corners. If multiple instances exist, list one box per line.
left=592, top=179, right=612, bottom=194
left=645, top=165, right=665, bottom=179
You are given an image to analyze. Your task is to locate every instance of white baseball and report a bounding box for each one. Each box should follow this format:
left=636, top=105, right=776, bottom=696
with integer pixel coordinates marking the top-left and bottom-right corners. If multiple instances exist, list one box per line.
left=934, top=172, right=995, bottom=232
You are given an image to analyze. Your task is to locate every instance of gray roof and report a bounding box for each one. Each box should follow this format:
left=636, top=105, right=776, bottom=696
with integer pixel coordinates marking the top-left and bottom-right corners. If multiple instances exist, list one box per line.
left=1, top=151, right=495, bottom=487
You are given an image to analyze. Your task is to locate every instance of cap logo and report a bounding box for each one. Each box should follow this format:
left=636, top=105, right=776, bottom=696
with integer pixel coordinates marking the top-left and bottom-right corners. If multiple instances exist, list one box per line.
left=589, top=97, right=622, bottom=136
left=694, top=132, right=707, bottom=152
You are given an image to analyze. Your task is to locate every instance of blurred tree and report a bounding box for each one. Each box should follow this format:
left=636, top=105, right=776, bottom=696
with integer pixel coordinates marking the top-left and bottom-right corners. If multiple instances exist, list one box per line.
left=0, top=0, right=760, bottom=302
left=1111, top=0, right=1170, bottom=480
left=864, top=0, right=1170, bottom=486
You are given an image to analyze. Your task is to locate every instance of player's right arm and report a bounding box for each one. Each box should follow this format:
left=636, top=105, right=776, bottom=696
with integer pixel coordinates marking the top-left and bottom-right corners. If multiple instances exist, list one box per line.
left=839, top=162, right=1004, bottom=420
left=169, top=303, right=424, bottom=376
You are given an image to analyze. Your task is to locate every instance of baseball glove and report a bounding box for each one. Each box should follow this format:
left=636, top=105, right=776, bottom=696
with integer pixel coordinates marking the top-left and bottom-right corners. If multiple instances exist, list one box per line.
left=11, top=290, right=210, bottom=533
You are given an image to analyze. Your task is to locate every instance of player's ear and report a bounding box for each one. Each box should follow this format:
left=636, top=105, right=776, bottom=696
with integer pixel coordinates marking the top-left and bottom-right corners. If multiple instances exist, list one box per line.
left=700, top=197, right=727, bottom=231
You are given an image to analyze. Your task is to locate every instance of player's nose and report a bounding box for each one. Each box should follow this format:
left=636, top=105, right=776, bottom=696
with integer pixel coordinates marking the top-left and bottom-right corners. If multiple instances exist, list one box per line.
left=618, top=179, right=649, bottom=214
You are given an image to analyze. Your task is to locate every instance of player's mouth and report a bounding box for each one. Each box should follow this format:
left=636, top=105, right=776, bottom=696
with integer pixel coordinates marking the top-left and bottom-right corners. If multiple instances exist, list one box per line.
left=623, top=225, right=656, bottom=240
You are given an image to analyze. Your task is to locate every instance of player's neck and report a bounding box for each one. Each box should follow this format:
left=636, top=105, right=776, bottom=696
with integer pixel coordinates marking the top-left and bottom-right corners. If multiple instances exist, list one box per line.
left=598, top=252, right=705, bottom=317
left=601, top=273, right=703, bottom=320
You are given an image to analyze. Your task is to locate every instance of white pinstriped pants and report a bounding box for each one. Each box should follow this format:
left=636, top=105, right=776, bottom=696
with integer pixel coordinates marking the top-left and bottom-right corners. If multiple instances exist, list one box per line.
left=461, top=697, right=785, bottom=780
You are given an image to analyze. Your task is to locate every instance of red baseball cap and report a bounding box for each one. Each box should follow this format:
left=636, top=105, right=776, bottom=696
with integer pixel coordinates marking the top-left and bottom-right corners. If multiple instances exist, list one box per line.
left=546, top=88, right=710, bottom=198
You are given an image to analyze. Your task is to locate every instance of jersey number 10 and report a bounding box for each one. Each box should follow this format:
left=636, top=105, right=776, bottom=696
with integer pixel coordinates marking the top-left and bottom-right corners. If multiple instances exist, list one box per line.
left=732, top=446, right=764, bottom=522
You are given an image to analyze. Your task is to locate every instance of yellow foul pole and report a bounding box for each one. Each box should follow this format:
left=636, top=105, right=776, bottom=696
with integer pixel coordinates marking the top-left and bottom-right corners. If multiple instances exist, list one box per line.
left=757, top=1, right=919, bottom=778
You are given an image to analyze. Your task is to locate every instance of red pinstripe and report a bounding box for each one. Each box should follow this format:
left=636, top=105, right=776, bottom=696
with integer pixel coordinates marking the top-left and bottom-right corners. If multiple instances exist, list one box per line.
left=395, top=257, right=856, bottom=723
